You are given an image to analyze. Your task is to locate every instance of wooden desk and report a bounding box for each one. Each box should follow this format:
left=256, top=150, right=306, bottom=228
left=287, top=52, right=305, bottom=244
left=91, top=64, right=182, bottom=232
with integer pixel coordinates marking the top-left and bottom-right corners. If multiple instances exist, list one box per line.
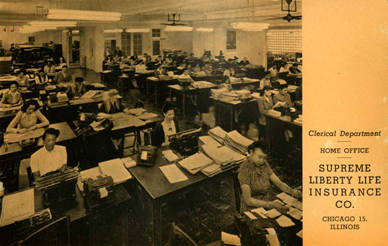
left=168, top=82, right=217, bottom=118
left=210, top=97, right=258, bottom=131
left=129, top=149, right=238, bottom=246
left=264, top=113, right=302, bottom=164
left=146, top=77, right=177, bottom=105
left=0, top=185, right=131, bottom=246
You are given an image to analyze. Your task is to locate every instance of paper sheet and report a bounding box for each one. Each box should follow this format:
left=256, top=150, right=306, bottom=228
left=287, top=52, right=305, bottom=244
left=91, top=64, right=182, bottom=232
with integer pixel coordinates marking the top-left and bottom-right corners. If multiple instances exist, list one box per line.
left=287, top=207, right=303, bottom=220
left=296, top=230, right=303, bottom=238
left=251, top=207, right=268, bottom=219
left=0, top=189, right=35, bottom=226
left=178, top=152, right=213, bottom=174
left=121, top=157, right=136, bottom=168
left=159, top=164, right=188, bottom=183
left=265, top=228, right=280, bottom=246
left=244, top=211, right=257, bottom=220
left=266, top=208, right=282, bottom=219
left=162, top=149, right=179, bottom=163
left=275, top=215, right=295, bottom=228
left=99, top=158, right=132, bottom=184
left=276, top=192, right=302, bottom=210
left=221, top=232, right=241, bottom=246
left=199, top=135, right=222, bottom=147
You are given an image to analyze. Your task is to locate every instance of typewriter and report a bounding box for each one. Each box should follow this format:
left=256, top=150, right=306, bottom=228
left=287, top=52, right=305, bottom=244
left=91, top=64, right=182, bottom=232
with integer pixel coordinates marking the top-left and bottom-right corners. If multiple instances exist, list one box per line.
left=82, top=175, right=115, bottom=211
left=34, top=167, right=79, bottom=207
left=169, top=128, right=202, bottom=156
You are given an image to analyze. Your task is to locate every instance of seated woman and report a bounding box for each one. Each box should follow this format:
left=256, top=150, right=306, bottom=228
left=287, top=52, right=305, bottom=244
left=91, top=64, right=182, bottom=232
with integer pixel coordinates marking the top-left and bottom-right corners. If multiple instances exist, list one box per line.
left=30, top=128, right=67, bottom=179
left=16, top=70, right=30, bottom=87
left=97, top=90, right=124, bottom=119
left=67, top=77, right=86, bottom=99
left=6, top=100, right=49, bottom=133
left=238, top=141, right=301, bottom=212
left=259, top=72, right=272, bottom=90
left=54, top=66, right=73, bottom=83
left=273, top=84, right=293, bottom=108
left=0, top=82, right=23, bottom=108
left=151, top=103, right=179, bottom=147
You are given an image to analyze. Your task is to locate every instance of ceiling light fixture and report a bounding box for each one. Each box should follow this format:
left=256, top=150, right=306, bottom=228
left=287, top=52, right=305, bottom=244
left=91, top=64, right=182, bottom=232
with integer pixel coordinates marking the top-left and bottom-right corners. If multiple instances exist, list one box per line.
left=196, top=27, right=214, bottom=32
left=47, top=9, right=121, bottom=21
left=104, top=29, right=123, bottom=33
left=29, top=21, right=77, bottom=27
left=230, top=22, right=270, bottom=31
left=164, top=26, right=193, bottom=32
left=125, top=28, right=150, bottom=33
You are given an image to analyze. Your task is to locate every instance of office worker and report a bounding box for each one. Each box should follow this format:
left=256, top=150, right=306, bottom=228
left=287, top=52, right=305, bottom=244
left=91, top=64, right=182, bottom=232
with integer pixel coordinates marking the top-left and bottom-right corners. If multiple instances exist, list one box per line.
left=0, top=81, right=23, bottom=107
left=259, top=72, right=272, bottom=90
left=6, top=100, right=49, bottom=133
left=97, top=91, right=124, bottom=120
left=289, top=63, right=301, bottom=74
left=43, top=60, right=56, bottom=75
left=151, top=103, right=179, bottom=147
left=273, top=84, right=293, bottom=108
left=16, top=69, right=30, bottom=87
left=54, top=65, right=73, bottom=83
left=238, top=141, right=301, bottom=212
left=30, top=128, right=67, bottom=178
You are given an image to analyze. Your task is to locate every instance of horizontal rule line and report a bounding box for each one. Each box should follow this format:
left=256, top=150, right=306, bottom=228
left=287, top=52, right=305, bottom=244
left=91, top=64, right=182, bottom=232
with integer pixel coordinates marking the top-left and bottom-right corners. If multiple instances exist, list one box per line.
left=337, top=140, right=352, bottom=142
left=337, top=157, right=352, bottom=158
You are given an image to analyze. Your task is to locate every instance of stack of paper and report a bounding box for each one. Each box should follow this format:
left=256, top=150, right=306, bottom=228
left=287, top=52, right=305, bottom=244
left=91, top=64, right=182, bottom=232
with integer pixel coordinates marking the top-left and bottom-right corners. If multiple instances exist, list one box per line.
left=81, top=90, right=100, bottom=99
left=208, top=126, right=227, bottom=144
left=251, top=207, right=268, bottom=219
left=201, top=164, right=221, bottom=177
left=202, top=145, right=246, bottom=169
left=98, top=158, right=132, bottom=184
left=198, top=135, right=222, bottom=147
left=287, top=207, right=302, bottom=221
left=162, top=149, right=179, bottom=163
left=0, top=189, right=35, bottom=226
left=224, top=130, right=254, bottom=154
left=178, top=152, right=213, bottom=174
left=266, top=208, right=282, bottom=219
left=192, top=81, right=215, bottom=89
left=77, top=167, right=102, bottom=192
left=265, top=228, right=280, bottom=246
left=159, top=164, right=188, bottom=183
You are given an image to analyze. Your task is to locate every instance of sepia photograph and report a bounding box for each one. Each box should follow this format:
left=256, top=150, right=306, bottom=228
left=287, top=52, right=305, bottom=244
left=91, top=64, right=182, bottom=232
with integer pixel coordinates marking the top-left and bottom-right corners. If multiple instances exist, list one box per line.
left=0, top=0, right=302, bottom=245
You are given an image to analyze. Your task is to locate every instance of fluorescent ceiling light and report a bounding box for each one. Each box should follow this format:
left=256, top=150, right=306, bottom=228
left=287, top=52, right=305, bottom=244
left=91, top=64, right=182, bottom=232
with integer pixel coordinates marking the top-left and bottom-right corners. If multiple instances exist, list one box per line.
left=48, top=9, right=121, bottom=21
left=196, top=27, right=214, bottom=32
left=29, top=21, right=77, bottom=27
left=72, top=30, right=79, bottom=34
left=125, top=28, right=150, bottom=33
left=231, top=22, right=270, bottom=31
left=164, top=26, right=193, bottom=32
left=104, top=29, right=123, bottom=33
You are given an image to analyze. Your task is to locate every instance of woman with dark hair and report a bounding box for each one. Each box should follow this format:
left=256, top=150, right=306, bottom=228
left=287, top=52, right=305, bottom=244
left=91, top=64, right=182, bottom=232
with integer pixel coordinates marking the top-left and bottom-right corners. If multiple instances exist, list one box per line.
left=16, top=69, right=29, bottom=87
left=151, top=103, right=179, bottom=147
left=30, top=127, right=67, bottom=178
left=6, top=100, right=49, bottom=133
left=0, top=81, right=23, bottom=107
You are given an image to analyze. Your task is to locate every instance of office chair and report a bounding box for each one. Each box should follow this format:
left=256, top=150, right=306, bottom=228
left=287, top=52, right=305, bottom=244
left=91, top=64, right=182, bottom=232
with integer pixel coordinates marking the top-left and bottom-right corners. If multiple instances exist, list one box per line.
left=15, top=216, right=70, bottom=246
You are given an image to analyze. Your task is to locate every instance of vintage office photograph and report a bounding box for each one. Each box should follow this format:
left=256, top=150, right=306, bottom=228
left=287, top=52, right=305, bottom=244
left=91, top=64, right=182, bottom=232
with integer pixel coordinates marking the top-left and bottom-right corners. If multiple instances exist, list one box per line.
left=0, top=0, right=302, bottom=245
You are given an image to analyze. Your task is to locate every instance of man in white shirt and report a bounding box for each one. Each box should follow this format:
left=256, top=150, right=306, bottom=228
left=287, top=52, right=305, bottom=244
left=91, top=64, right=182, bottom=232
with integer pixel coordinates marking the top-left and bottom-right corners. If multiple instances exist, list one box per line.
left=30, top=128, right=67, bottom=178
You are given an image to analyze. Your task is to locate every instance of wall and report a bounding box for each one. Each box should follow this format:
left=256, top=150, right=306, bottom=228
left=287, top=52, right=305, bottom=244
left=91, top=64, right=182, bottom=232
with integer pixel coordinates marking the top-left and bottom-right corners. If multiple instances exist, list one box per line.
left=0, top=32, right=28, bottom=49
left=162, top=31, right=193, bottom=53
left=192, top=23, right=267, bottom=66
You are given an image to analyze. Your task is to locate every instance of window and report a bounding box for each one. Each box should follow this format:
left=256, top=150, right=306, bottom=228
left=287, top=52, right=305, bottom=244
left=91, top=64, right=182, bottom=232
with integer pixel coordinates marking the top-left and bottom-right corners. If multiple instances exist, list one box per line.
left=133, top=33, right=142, bottom=56
left=226, top=30, right=236, bottom=50
left=152, top=29, right=161, bottom=37
left=121, top=32, right=131, bottom=56
left=152, top=40, right=161, bottom=56
left=266, top=29, right=302, bottom=54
